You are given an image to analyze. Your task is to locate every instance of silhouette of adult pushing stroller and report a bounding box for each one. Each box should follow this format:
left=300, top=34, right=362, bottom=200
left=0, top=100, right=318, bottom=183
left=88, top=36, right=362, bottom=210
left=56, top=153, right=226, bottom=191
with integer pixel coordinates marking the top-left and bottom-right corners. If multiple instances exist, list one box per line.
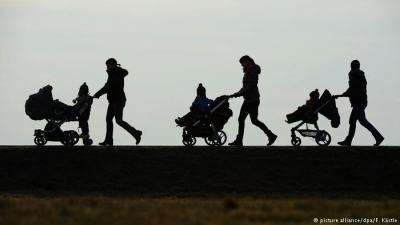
left=336, top=60, right=384, bottom=146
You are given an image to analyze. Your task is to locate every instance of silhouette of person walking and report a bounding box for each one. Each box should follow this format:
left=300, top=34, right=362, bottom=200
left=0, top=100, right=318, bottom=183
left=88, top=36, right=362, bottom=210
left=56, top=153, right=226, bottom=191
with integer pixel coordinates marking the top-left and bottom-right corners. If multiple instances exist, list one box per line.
left=93, top=58, right=142, bottom=146
left=229, top=55, right=277, bottom=146
left=337, top=60, right=384, bottom=146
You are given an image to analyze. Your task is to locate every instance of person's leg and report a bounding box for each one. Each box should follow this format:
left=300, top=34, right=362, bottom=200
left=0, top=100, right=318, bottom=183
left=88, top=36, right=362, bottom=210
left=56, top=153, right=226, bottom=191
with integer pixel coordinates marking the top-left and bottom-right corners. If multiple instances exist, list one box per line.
left=355, top=106, right=384, bottom=145
left=181, top=112, right=195, bottom=123
left=229, top=101, right=250, bottom=145
left=78, top=107, right=91, bottom=138
left=249, top=101, right=270, bottom=134
left=103, top=103, right=115, bottom=143
left=338, top=107, right=357, bottom=146
left=248, top=101, right=277, bottom=145
left=238, top=101, right=251, bottom=140
left=113, top=101, right=142, bottom=144
left=113, top=101, right=137, bottom=134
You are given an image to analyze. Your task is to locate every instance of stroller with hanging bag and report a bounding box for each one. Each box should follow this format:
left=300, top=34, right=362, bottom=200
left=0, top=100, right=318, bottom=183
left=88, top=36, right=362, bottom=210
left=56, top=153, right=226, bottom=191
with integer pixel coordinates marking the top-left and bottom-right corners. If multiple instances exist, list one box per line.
left=25, top=83, right=94, bottom=146
left=177, top=95, right=233, bottom=146
left=286, top=89, right=340, bottom=146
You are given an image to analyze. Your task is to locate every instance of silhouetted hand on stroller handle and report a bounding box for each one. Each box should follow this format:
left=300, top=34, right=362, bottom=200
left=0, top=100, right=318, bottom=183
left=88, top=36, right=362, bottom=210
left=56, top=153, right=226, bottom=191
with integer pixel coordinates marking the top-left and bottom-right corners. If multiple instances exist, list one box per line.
left=73, top=95, right=95, bottom=104
left=228, top=93, right=239, bottom=98
left=332, top=95, right=344, bottom=99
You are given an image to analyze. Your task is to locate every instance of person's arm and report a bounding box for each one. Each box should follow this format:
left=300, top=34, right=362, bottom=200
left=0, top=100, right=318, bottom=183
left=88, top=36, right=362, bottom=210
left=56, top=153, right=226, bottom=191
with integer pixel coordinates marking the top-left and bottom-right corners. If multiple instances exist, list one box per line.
left=203, top=98, right=213, bottom=109
left=190, top=97, right=199, bottom=108
left=342, top=86, right=350, bottom=97
left=234, top=87, right=248, bottom=97
left=77, top=95, right=90, bottom=104
left=93, top=83, right=108, bottom=99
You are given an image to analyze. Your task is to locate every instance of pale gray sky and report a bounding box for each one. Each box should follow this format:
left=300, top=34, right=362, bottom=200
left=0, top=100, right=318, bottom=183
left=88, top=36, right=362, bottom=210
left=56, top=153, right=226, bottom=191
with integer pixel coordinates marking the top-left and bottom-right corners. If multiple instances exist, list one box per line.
left=1, top=0, right=399, bottom=146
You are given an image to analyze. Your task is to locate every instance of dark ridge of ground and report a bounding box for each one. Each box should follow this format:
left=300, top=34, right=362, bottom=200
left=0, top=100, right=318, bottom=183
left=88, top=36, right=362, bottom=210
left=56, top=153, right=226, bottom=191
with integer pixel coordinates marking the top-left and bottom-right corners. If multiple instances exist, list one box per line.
left=0, top=146, right=399, bottom=199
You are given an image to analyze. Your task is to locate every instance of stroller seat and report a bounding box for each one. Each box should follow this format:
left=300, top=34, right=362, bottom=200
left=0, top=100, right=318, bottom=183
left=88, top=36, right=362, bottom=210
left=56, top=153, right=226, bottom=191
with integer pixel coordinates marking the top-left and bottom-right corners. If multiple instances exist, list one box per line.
left=47, top=100, right=76, bottom=120
left=286, top=105, right=318, bottom=124
left=178, top=95, right=233, bottom=146
left=286, top=90, right=340, bottom=147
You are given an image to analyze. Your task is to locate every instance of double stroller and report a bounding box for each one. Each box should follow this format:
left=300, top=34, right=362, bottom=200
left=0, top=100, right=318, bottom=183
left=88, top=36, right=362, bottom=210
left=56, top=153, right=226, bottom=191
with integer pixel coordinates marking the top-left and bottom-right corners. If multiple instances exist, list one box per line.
left=25, top=84, right=93, bottom=146
left=176, top=96, right=233, bottom=146
left=286, top=89, right=340, bottom=146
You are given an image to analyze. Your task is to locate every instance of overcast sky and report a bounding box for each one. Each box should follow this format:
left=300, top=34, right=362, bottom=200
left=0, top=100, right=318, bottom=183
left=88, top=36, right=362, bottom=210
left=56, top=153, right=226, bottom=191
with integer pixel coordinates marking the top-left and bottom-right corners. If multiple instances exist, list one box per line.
left=1, top=0, right=399, bottom=146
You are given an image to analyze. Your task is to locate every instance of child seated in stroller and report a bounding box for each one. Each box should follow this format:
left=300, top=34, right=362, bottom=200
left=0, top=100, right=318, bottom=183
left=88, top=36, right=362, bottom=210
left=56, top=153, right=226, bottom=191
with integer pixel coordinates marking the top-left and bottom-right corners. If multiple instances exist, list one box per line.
left=175, top=83, right=213, bottom=126
left=286, top=89, right=320, bottom=124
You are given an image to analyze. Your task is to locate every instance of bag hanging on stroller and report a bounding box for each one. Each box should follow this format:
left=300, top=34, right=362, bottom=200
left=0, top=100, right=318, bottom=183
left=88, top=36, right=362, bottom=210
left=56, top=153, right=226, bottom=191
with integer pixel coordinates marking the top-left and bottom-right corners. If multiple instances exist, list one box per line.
left=314, top=90, right=341, bottom=128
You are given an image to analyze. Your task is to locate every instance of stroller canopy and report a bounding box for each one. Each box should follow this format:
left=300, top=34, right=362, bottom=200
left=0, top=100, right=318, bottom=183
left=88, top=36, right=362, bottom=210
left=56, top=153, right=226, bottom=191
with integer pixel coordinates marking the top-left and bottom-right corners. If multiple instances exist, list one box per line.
left=25, top=85, right=54, bottom=120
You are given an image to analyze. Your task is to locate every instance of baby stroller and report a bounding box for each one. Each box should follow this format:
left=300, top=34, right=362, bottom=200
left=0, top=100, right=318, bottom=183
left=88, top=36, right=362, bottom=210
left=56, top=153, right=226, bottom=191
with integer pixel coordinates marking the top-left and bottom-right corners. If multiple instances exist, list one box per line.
left=178, top=96, right=233, bottom=146
left=286, top=90, right=340, bottom=146
left=25, top=84, right=93, bottom=146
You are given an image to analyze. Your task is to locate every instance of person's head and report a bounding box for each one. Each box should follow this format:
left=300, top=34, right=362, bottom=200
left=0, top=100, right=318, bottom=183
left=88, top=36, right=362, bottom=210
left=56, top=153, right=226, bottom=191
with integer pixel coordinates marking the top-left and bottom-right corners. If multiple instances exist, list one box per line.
left=239, top=55, right=255, bottom=68
left=197, top=83, right=206, bottom=97
left=309, top=89, right=319, bottom=100
left=78, top=82, right=89, bottom=95
left=351, top=60, right=360, bottom=70
left=106, top=58, right=120, bottom=70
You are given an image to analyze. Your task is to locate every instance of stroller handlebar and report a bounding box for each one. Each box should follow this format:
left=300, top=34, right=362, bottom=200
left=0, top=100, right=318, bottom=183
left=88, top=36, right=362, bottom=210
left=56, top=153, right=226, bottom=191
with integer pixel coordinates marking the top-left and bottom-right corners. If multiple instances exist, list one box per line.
left=332, top=95, right=344, bottom=99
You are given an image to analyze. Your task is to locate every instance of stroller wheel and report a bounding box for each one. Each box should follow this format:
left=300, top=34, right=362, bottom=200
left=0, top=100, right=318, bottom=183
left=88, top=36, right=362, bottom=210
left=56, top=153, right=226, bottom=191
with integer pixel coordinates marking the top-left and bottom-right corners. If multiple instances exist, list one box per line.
left=206, top=134, right=221, bottom=146
left=211, top=131, right=227, bottom=146
left=69, top=131, right=79, bottom=145
left=217, top=131, right=227, bottom=146
left=204, top=137, right=213, bottom=146
left=83, top=138, right=93, bottom=146
left=291, top=137, right=301, bottom=146
left=315, top=131, right=331, bottom=146
left=34, top=136, right=47, bottom=146
left=62, top=131, right=80, bottom=146
left=206, top=131, right=227, bottom=147
left=182, top=136, right=196, bottom=146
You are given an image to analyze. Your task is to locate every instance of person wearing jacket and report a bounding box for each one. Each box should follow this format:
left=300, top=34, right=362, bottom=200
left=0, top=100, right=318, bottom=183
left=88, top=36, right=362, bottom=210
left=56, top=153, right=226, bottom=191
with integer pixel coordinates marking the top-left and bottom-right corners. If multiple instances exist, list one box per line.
left=175, top=83, right=213, bottom=126
left=337, top=60, right=384, bottom=146
left=73, top=82, right=93, bottom=139
left=93, top=58, right=142, bottom=146
left=229, top=55, right=277, bottom=146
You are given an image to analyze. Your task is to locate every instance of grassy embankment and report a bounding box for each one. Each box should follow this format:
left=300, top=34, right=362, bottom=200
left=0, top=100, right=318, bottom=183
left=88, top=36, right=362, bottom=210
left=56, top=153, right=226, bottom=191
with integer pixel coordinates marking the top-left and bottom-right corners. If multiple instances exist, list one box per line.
left=0, top=146, right=399, bottom=224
